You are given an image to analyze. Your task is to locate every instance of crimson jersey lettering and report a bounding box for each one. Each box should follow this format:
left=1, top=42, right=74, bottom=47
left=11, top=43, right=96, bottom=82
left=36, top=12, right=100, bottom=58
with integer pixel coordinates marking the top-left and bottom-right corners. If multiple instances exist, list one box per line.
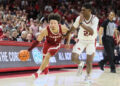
left=45, top=25, right=63, bottom=45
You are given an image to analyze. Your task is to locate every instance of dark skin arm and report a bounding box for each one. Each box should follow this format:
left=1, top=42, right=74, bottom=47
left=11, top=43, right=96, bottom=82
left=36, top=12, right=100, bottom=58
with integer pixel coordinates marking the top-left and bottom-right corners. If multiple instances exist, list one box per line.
left=64, top=14, right=93, bottom=37
left=79, top=14, right=93, bottom=35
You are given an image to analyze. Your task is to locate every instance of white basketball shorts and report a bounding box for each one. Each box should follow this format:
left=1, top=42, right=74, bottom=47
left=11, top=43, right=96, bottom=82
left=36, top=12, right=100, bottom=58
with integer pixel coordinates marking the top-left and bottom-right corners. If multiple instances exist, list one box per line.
left=72, top=40, right=96, bottom=55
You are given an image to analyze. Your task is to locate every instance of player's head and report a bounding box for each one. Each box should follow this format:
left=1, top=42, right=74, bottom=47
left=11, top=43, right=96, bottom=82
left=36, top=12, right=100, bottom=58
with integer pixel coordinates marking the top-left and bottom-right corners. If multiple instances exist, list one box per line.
left=48, top=13, right=61, bottom=29
left=81, top=3, right=92, bottom=16
left=108, top=11, right=115, bottom=21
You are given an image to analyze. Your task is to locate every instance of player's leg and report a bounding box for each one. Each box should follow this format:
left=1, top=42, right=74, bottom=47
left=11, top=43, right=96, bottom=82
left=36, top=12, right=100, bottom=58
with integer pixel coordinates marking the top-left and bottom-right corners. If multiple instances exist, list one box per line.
left=39, top=44, right=60, bottom=74
left=85, top=43, right=95, bottom=82
left=39, top=44, right=60, bottom=72
left=33, top=44, right=60, bottom=78
left=32, top=52, right=52, bottom=79
left=32, top=43, right=50, bottom=78
left=72, top=41, right=85, bottom=64
left=86, top=53, right=94, bottom=76
left=71, top=53, right=80, bottom=64
left=38, top=52, right=52, bottom=73
left=42, top=55, right=49, bottom=74
left=72, top=42, right=86, bottom=75
left=41, top=43, right=50, bottom=74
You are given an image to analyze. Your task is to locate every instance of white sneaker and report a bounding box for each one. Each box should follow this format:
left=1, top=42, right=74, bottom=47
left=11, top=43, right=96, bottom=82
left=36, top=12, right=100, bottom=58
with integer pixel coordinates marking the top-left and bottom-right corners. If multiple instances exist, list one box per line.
left=76, top=61, right=85, bottom=76
left=84, top=75, right=92, bottom=86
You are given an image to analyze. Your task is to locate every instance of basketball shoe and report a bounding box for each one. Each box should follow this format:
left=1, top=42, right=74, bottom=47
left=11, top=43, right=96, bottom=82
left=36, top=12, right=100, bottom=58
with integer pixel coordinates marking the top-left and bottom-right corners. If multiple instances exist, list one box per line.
left=77, top=61, right=85, bottom=76
left=42, top=66, right=49, bottom=75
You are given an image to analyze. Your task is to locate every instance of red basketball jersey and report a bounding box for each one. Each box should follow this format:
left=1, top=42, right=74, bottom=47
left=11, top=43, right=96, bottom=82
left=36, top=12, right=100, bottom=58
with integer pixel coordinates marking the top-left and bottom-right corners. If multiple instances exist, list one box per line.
left=45, top=25, right=63, bottom=45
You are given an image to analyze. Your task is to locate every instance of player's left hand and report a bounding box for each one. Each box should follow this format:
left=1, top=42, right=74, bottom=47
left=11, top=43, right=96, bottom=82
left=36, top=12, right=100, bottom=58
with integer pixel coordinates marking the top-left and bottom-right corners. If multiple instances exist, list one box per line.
left=79, top=13, right=84, bottom=24
left=65, top=44, right=70, bottom=50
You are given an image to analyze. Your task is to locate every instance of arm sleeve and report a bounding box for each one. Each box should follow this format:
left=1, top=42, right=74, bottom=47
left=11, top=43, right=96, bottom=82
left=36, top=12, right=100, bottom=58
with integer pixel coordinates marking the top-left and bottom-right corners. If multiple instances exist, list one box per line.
left=28, top=40, right=39, bottom=51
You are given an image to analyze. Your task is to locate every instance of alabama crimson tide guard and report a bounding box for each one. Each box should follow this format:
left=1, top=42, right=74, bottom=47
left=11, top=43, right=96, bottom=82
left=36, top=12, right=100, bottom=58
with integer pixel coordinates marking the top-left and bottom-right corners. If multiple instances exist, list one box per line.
left=43, top=24, right=63, bottom=56
left=45, top=24, right=63, bottom=45
left=28, top=13, right=70, bottom=79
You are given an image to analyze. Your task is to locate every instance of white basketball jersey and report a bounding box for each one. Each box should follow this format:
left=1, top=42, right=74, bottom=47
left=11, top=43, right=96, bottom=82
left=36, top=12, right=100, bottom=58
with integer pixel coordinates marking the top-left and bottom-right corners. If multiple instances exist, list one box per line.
left=73, top=15, right=99, bottom=41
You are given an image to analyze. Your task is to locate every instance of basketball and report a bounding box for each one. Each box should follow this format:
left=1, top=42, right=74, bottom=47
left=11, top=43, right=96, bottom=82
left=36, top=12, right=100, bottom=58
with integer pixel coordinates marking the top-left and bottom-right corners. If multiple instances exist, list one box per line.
left=18, top=50, right=30, bottom=61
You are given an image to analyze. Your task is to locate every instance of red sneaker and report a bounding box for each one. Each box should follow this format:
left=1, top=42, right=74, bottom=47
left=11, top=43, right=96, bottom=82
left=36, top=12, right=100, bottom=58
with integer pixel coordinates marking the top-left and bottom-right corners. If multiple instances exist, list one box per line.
left=42, top=67, right=49, bottom=75
left=32, top=72, right=39, bottom=79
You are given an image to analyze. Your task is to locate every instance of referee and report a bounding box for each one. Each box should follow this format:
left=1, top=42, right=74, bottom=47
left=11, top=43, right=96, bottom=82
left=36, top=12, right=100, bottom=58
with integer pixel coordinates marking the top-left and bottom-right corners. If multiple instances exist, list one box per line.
left=99, top=11, right=119, bottom=73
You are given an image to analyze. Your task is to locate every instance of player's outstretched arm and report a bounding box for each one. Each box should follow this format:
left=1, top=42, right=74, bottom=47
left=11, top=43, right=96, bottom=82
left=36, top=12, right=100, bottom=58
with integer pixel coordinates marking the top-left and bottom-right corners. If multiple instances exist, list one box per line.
left=28, top=28, right=47, bottom=51
left=61, top=25, right=71, bottom=49
left=64, top=26, right=76, bottom=38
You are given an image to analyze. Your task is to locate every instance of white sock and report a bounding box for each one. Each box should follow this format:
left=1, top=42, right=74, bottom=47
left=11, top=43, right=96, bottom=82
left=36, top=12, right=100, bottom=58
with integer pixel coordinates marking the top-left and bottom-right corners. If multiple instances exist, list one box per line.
left=78, top=61, right=84, bottom=66
left=37, top=70, right=42, bottom=74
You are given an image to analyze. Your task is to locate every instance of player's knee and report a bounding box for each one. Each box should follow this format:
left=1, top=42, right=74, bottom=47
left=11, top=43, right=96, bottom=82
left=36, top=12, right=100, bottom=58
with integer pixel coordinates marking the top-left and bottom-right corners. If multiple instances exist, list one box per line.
left=44, top=54, right=51, bottom=61
left=71, top=53, right=78, bottom=62
left=86, top=61, right=92, bottom=66
left=72, top=56, right=75, bottom=62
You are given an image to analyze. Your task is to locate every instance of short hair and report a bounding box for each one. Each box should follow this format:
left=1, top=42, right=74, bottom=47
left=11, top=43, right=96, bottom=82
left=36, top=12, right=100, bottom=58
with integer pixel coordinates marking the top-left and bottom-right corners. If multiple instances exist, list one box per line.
left=48, top=13, right=61, bottom=23
left=82, top=3, right=92, bottom=10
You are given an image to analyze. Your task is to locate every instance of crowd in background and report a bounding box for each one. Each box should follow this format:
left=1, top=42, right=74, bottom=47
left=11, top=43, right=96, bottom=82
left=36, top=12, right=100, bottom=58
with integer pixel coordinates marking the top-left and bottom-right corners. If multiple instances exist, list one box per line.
left=0, top=0, right=119, bottom=63
left=0, top=0, right=119, bottom=44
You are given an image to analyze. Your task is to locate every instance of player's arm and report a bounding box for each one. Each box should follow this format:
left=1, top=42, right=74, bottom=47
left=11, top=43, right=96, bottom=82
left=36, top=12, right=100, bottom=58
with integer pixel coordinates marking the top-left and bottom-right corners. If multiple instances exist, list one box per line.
left=99, top=26, right=104, bottom=45
left=28, top=28, right=47, bottom=51
left=79, top=14, right=94, bottom=35
left=37, top=28, right=47, bottom=41
left=63, top=26, right=76, bottom=38
left=80, top=23, right=94, bottom=35
left=80, top=15, right=99, bottom=36
left=64, top=16, right=80, bottom=38
left=61, top=25, right=71, bottom=44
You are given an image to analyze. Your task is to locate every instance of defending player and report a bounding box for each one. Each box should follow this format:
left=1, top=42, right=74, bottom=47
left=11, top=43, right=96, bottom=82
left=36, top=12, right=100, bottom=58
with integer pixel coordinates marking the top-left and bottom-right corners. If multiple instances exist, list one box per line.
left=65, top=3, right=99, bottom=82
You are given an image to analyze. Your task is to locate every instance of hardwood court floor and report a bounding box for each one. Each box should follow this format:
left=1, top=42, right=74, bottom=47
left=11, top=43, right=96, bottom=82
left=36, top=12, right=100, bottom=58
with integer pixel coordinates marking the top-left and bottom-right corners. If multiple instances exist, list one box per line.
left=0, top=67, right=120, bottom=86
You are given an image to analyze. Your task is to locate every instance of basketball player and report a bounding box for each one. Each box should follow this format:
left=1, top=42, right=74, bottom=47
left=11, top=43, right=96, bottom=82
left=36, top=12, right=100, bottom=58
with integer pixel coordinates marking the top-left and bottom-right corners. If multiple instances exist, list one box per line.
left=65, top=3, right=99, bottom=81
left=28, top=13, right=71, bottom=79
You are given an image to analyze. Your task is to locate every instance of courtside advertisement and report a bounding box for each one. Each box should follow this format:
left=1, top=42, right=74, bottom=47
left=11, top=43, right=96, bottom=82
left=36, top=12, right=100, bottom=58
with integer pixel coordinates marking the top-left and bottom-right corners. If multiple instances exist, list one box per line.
left=0, top=42, right=104, bottom=72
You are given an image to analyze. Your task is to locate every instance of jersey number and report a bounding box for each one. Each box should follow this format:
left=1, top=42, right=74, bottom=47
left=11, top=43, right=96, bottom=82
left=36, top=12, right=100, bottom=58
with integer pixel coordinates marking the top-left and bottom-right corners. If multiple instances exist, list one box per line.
left=84, top=31, right=91, bottom=36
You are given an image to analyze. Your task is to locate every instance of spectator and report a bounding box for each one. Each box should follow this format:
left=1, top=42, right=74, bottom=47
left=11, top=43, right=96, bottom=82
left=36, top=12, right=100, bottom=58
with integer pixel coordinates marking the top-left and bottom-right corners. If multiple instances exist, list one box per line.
left=26, top=33, right=32, bottom=42
left=11, top=29, right=18, bottom=41
left=0, top=29, right=11, bottom=41
left=29, top=20, right=39, bottom=38
left=17, top=31, right=28, bottom=42
left=44, top=3, right=53, bottom=12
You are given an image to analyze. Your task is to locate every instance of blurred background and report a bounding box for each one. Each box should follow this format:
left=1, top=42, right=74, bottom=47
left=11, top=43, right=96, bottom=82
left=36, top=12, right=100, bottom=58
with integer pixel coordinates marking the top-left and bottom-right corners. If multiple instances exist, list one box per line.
left=0, top=0, right=119, bottom=44
left=0, top=0, right=119, bottom=73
